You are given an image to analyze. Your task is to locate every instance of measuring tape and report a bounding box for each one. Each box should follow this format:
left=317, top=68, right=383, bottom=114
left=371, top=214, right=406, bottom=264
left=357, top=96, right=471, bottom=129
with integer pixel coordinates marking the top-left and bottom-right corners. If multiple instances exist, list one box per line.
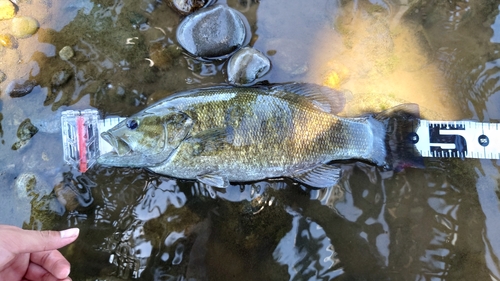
left=61, top=110, right=500, bottom=172
left=414, top=120, right=500, bottom=159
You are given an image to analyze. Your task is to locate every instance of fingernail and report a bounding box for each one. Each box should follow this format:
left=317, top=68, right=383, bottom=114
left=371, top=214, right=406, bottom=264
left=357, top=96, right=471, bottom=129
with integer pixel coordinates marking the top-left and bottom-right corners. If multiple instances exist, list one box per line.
left=60, top=228, right=80, bottom=239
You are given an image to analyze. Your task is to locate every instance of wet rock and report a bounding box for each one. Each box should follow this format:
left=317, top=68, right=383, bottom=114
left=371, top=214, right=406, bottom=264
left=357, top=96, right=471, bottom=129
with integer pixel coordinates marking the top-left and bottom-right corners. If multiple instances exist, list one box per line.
left=11, top=16, right=39, bottom=38
left=6, top=79, right=37, bottom=97
left=0, top=33, right=17, bottom=49
left=227, top=47, right=271, bottom=85
left=58, top=46, right=74, bottom=60
left=51, top=69, right=72, bottom=87
left=12, top=118, right=38, bottom=150
left=0, top=0, right=16, bottom=20
left=177, top=4, right=248, bottom=59
left=167, top=0, right=215, bottom=15
left=0, top=70, right=5, bottom=83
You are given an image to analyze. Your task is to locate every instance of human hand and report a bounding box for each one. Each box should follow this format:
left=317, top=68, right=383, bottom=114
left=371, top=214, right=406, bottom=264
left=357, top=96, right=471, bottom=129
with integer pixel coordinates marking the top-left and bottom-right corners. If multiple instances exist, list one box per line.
left=0, top=225, right=79, bottom=281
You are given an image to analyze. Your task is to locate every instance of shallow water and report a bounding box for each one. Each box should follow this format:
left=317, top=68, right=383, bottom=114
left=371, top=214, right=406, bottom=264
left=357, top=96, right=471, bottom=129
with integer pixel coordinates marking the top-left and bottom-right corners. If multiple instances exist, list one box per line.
left=1, top=0, right=500, bottom=280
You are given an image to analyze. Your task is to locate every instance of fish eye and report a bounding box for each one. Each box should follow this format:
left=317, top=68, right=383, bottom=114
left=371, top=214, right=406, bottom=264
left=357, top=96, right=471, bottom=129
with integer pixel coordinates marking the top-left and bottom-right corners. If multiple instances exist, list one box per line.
left=126, top=119, right=139, bottom=130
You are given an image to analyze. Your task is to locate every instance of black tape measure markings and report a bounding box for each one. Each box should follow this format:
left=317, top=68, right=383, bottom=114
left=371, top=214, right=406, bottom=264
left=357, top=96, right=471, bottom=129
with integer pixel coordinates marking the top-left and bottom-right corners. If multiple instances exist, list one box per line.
left=414, top=120, right=500, bottom=159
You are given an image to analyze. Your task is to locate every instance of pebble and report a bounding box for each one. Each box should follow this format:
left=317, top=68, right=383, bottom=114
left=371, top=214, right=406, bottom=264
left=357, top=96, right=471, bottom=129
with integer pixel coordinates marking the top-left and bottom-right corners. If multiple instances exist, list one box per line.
left=12, top=118, right=38, bottom=150
left=6, top=79, right=37, bottom=98
left=11, top=16, right=39, bottom=38
left=167, top=0, right=215, bottom=15
left=227, top=47, right=271, bottom=86
left=0, top=70, right=5, bottom=83
left=0, top=33, right=17, bottom=48
left=176, top=4, right=247, bottom=59
left=59, top=46, right=74, bottom=60
left=51, top=69, right=72, bottom=87
left=0, top=0, right=15, bottom=20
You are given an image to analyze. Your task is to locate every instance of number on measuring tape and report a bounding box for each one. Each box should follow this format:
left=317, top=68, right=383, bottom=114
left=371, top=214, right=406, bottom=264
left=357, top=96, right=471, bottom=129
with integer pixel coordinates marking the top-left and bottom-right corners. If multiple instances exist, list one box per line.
left=414, top=120, right=500, bottom=159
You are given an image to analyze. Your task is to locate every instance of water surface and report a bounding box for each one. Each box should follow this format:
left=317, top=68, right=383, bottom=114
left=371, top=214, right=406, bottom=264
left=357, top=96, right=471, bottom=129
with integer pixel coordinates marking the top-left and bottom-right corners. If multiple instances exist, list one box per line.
left=1, top=0, right=500, bottom=280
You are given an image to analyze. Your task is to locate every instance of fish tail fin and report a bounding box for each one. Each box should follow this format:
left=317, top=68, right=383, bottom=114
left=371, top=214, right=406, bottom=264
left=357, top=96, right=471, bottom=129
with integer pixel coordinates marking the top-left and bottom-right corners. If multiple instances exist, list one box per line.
left=372, top=104, right=424, bottom=171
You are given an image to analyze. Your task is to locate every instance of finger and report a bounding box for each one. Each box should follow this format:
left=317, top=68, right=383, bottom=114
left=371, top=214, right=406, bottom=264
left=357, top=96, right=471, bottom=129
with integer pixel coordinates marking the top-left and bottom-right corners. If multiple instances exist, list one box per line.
left=30, top=250, right=71, bottom=279
left=23, top=261, right=72, bottom=281
left=4, top=226, right=79, bottom=254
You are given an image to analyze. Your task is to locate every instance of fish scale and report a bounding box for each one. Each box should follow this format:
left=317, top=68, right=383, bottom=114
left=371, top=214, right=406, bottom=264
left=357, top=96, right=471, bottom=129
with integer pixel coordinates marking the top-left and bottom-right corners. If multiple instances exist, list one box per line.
left=94, top=83, right=419, bottom=188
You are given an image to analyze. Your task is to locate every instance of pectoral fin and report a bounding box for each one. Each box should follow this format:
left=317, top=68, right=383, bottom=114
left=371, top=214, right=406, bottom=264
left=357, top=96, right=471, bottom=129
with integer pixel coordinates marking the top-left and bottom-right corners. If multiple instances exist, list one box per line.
left=196, top=173, right=229, bottom=188
left=291, top=164, right=342, bottom=188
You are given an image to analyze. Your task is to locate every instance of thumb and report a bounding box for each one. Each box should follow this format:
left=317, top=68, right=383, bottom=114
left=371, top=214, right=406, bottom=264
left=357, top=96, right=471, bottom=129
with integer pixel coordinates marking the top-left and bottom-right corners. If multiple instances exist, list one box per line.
left=7, top=227, right=79, bottom=254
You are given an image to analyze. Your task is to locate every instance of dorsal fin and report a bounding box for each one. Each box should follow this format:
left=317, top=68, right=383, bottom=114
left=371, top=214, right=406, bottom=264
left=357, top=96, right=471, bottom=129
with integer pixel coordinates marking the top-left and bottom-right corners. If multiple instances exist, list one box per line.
left=270, top=83, right=346, bottom=114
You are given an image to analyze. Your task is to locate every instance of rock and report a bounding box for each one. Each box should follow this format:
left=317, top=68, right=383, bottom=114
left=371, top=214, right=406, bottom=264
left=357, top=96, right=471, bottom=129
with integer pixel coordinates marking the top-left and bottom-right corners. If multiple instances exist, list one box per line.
left=51, top=69, right=72, bottom=87
left=59, top=46, right=74, bottom=60
left=12, top=118, right=38, bottom=150
left=11, top=16, right=39, bottom=38
left=167, top=0, right=215, bottom=15
left=176, top=4, right=248, bottom=59
left=0, top=70, right=5, bottom=83
left=227, top=47, right=271, bottom=86
left=0, top=0, right=16, bottom=20
left=16, top=118, right=38, bottom=141
left=6, top=79, right=37, bottom=97
left=0, top=33, right=17, bottom=48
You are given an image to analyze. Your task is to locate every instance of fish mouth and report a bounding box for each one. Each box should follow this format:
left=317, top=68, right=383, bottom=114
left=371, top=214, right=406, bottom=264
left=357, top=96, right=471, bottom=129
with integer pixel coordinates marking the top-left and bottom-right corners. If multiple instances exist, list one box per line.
left=101, top=132, right=132, bottom=156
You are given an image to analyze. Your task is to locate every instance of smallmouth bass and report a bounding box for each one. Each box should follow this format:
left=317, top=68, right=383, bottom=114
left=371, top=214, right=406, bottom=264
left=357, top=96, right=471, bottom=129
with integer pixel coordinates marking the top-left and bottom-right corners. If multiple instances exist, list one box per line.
left=98, top=83, right=421, bottom=188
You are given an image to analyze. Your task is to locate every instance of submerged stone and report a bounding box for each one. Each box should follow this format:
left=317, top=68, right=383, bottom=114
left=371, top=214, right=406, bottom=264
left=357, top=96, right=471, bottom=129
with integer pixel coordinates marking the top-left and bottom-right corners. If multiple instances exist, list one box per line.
left=11, top=16, right=39, bottom=38
left=59, top=46, right=74, bottom=60
left=12, top=118, right=38, bottom=150
left=6, top=79, right=37, bottom=97
left=167, top=0, right=215, bottom=15
left=176, top=4, right=247, bottom=59
left=0, top=33, right=17, bottom=49
left=227, top=46, right=271, bottom=86
left=51, top=69, right=72, bottom=87
left=0, top=0, right=15, bottom=20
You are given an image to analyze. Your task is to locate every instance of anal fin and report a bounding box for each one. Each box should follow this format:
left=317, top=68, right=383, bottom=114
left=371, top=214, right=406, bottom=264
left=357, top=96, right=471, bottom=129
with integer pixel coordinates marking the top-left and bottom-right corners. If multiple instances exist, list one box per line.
left=291, top=164, right=342, bottom=188
left=196, top=173, right=229, bottom=189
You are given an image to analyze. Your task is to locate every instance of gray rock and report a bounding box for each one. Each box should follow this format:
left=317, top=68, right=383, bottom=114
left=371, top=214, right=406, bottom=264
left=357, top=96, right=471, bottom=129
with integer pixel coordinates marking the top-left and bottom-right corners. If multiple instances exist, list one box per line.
left=0, top=70, right=5, bottom=83
left=176, top=4, right=248, bottom=59
left=227, top=47, right=271, bottom=86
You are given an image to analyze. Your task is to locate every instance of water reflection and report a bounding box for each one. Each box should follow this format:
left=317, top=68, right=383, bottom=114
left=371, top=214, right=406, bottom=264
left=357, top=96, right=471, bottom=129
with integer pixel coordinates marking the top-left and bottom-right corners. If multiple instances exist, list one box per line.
left=1, top=0, right=500, bottom=280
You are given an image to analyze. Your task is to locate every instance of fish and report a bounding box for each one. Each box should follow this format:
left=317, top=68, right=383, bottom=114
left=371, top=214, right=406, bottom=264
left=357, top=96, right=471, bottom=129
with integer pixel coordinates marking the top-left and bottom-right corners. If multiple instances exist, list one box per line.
left=97, top=83, right=422, bottom=189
